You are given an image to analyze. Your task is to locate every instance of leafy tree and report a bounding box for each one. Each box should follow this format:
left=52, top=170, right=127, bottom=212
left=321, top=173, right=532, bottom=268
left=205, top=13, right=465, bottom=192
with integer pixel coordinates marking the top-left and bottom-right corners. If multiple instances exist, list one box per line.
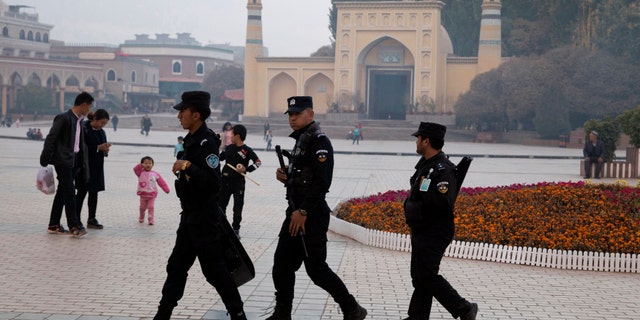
left=200, top=65, right=244, bottom=104
left=616, top=106, right=640, bottom=147
left=311, top=44, right=335, bottom=57
left=440, top=0, right=482, bottom=56
left=584, top=117, right=620, bottom=162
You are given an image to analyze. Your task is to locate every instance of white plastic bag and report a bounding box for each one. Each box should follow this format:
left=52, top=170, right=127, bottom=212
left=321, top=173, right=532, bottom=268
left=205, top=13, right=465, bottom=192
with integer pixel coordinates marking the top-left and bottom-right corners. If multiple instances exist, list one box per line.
left=36, top=166, right=56, bottom=195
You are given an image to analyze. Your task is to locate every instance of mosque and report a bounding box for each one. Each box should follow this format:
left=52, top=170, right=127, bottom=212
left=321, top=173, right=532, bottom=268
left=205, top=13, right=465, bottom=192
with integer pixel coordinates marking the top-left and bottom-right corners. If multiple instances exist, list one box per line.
left=243, top=0, right=502, bottom=122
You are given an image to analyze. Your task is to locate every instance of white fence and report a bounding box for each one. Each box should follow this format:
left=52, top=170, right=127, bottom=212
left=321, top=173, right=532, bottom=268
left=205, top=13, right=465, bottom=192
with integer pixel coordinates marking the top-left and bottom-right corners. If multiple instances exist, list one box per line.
left=329, top=215, right=639, bottom=273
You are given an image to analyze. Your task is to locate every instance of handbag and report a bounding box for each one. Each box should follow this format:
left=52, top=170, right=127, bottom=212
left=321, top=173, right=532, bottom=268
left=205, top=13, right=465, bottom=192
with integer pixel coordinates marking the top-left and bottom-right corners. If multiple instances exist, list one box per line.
left=36, top=166, right=56, bottom=195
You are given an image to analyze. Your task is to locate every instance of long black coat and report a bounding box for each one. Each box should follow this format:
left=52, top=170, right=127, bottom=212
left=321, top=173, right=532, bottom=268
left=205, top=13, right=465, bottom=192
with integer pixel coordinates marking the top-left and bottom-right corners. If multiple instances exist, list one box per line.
left=82, top=120, right=108, bottom=192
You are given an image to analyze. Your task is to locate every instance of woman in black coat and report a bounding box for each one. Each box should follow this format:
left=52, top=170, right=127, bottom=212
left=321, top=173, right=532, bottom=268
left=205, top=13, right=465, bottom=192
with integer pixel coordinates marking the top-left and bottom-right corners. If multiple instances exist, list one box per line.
left=75, top=109, right=111, bottom=229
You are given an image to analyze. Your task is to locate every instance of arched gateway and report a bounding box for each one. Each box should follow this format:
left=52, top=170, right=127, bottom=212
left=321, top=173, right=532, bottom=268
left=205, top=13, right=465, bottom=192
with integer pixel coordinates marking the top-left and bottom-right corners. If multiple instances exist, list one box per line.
left=244, top=0, right=502, bottom=121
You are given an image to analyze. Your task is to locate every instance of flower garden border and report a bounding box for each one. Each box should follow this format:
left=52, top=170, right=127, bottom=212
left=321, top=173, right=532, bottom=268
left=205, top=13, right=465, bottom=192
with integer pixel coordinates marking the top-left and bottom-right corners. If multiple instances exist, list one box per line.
left=329, top=215, right=640, bottom=273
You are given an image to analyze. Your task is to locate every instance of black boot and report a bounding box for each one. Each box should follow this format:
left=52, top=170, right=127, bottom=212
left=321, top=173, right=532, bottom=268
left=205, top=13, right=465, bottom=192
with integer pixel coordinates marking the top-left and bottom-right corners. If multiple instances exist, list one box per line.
left=342, top=295, right=367, bottom=320
left=265, top=303, right=292, bottom=320
left=153, top=306, right=173, bottom=320
left=229, top=310, right=248, bottom=320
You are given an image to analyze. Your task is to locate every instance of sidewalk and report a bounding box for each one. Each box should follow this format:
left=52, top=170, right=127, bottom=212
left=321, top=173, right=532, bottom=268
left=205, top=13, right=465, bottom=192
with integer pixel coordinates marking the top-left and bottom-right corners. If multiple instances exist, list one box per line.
left=0, top=124, right=638, bottom=320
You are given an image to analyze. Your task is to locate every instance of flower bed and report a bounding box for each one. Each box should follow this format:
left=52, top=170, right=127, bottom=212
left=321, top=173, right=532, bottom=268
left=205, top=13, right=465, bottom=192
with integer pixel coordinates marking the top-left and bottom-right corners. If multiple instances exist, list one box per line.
left=334, top=181, right=640, bottom=254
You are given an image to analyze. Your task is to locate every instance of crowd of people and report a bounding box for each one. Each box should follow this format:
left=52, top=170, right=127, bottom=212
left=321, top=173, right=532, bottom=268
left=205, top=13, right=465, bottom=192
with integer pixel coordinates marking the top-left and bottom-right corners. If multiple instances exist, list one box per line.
left=26, top=128, right=44, bottom=140
left=36, top=91, right=479, bottom=320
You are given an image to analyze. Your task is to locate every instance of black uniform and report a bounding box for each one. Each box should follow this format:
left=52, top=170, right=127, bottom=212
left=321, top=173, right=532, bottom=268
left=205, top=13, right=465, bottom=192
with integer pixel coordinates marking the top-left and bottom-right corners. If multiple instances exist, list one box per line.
left=271, top=121, right=361, bottom=314
left=219, top=144, right=261, bottom=231
left=156, top=124, right=245, bottom=319
left=404, top=151, right=473, bottom=319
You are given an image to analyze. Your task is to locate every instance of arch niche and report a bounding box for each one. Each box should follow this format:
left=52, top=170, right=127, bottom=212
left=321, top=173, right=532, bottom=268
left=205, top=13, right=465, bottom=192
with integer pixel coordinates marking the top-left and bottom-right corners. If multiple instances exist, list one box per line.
left=356, top=36, right=415, bottom=120
left=304, top=73, right=333, bottom=114
left=268, top=72, right=296, bottom=115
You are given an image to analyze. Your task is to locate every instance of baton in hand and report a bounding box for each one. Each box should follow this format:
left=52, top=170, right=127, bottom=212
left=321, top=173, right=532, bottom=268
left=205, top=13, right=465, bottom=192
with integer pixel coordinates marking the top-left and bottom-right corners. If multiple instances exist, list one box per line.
left=275, top=145, right=308, bottom=257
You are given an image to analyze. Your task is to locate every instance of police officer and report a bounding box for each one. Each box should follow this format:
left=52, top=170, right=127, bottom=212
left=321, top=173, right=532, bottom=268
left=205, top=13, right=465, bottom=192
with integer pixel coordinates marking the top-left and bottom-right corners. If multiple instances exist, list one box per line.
left=403, top=122, right=478, bottom=320
left=267, top=96, right=367, bottom=320
left=154, top=91, right=247, bottom=320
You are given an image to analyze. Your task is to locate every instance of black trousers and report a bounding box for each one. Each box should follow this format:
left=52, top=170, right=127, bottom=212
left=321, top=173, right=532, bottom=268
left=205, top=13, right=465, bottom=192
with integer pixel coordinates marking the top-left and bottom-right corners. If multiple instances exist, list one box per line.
left=218, top=178, right=245, bottom=230
left=49, top=165, right=82, bottom=229
left=159, top=222, right=244, bottom=315
left=75, top=187, right=98, bottom=222
left=271, top=232, right=356, bottom=311
left=584, top=157, right=603, bottom=178
left=408, top=231, right=470, bottom=319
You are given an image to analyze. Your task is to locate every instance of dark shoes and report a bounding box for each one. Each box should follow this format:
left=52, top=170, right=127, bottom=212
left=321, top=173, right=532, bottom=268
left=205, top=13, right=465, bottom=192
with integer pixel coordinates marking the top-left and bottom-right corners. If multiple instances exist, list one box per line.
left=344, top=303, right=367, bottom=320
left=265, top=303, right=292, bottom=320
left=70, top=226, right=87, bottom=238
left=47, top=225, right=69, bottom=234
left=460, top=302, right=478, bottom=320
left=87, top=219, right=103, bottom=229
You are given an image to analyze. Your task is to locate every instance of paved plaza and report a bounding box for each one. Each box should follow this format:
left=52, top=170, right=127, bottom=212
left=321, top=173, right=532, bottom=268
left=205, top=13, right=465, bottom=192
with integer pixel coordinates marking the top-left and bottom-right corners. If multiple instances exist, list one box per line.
left=0, top=121, right=638, bottom=320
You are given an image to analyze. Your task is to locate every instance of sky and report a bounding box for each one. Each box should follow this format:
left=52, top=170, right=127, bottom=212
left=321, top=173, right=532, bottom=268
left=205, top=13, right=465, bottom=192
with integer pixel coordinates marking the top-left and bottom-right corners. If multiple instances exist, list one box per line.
left=11, top=0, right=334, bottom=57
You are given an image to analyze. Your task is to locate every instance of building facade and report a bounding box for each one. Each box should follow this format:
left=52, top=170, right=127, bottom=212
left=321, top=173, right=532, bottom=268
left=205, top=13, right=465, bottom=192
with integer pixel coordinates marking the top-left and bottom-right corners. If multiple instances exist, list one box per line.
left=243, top=0, right=502, bottom=121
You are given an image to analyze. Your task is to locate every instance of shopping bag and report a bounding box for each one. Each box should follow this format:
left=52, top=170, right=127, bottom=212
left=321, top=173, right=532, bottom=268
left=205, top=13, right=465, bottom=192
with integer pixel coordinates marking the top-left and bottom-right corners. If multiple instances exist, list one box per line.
left=36, top=166, right=56, bottom=195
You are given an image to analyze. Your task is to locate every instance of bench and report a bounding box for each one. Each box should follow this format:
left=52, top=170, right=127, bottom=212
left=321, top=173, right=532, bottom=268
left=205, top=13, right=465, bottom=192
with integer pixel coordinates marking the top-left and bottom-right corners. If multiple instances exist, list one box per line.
left=579, top=160, right=634, bottom=179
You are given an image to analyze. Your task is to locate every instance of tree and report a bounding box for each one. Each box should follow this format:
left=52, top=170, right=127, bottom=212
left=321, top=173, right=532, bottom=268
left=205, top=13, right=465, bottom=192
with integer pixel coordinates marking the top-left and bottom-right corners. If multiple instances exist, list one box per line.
left=311, top=44, right=335, bottom=57
left=16, top=84, right=53, bottom=113
left=616, top=106, right=640, bottom=147
left=200, top=65, right=244, bottom=104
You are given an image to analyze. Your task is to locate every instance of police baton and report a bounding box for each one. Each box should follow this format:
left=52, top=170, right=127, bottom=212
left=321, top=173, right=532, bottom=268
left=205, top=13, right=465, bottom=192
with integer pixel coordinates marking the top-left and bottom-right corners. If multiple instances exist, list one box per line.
left=275, top=145, right=309, bottom=258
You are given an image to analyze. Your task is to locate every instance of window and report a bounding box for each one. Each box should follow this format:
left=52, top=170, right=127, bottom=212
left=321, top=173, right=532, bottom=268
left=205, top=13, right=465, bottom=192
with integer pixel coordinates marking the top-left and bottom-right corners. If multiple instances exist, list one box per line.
left=35, top=32, right=41, bottom=42
left=19, top=29, right=25, bottom=39
left=43, top=33, right=48, bottom=43
left=2, top=27, right=8, bottom=37
left=106, top=69, right=116, bottom=82
left=131, top=70, right=136, bottom=83
left=196, top=61, right=205, bottom=76
left=27, top=31, right=33, bottom=41
left=172, top=60, right=182, bottom=74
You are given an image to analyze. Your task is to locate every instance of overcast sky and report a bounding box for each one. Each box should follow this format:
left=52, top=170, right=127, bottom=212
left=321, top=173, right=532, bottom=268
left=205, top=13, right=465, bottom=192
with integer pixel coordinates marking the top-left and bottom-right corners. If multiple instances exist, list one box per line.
left=11, top=0, right=333, bottom=57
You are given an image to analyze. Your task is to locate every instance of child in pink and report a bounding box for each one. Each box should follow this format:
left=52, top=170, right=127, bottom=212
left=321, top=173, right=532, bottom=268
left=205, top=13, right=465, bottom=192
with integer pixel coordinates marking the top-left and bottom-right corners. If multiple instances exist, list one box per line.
left=133, top=156, right=170, bottom=225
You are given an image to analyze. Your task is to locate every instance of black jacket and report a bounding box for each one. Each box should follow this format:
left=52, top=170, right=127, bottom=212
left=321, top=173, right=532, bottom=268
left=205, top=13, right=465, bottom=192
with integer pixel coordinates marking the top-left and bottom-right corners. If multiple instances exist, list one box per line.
left=81, top=120, right=108, bottom=192
left=176, top=124, right=222, bottom=224
left=583, top=140, right=604, bottom=159
left=40, top=109, right=89, bottom=182
left=404, top=151, right=458, bottom=232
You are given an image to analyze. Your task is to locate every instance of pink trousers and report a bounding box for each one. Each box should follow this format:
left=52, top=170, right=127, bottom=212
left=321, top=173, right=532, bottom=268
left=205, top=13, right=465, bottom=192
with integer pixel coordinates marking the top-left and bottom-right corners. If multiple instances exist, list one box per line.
left=139, top=197, right=156, bottom=224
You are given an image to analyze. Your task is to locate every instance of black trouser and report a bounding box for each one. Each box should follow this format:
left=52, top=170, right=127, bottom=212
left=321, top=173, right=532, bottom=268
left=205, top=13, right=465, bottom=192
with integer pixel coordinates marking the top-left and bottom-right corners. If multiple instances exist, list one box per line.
left=49, top=165, right=82, bottom=229
left=75, top=186, right=98, bottom=222
left=271, top=232, right=357, bottom=312
left=408, top=230, right=470, bottom=319
left=218, top=178, right=245, bottom=230
left=584, top=157, right=603, bottom=178
left=159, top=222, right=244, bottom=315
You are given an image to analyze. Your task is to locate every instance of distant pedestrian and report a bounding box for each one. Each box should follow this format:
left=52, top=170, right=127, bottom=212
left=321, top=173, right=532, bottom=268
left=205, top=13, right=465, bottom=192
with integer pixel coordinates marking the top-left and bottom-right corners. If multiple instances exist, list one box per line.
left=133, top=156, right=170, bottom=225
left=140, top=114, right=152, bottom=136
left=263, top=120, right=270, bottom=140
left=111, top=114, right=119, bottom=131
left=265, top=129, right=273, bottom=151
left=221, top=121, right=233, bottom=150
left=174, top=136, right=184, bottom=159
left=352, top=125, right=361, bottom=145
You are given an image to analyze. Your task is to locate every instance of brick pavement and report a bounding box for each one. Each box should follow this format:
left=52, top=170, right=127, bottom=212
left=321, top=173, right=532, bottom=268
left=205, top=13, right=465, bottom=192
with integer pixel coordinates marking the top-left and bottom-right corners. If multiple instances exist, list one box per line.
left=0, top=124, right=638, bottom=320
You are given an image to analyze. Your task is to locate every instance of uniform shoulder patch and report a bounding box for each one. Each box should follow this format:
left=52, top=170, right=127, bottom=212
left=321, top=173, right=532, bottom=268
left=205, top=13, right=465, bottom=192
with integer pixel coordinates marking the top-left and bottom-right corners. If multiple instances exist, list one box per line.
left=206, top=154, right=219, bottom=169
left=316, top=149, right=329, bottom=163
left=437, top=181, right=449, bottom=194
left=435, top=163, right=446, bottom=171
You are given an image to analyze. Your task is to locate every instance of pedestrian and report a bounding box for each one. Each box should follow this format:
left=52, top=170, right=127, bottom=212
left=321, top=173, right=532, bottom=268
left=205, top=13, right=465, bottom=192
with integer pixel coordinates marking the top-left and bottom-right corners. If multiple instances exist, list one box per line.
left=583, top=130, right=604, bottom=179
left=133, top=156, right=170, bottom=225
left=39, top=91, right=93, bottom=238
left=221, top=121, right=233, bottom=150
left=174, top=136, right=184, bottom=159
left=219, top=124, right=262, bottom=238
left=403, top=122, right=478, bottom=320
left=358, top=122, right=364, bottom=140
left=76, top=109, right=111, bottom=229
left=263, top=120, right=270, bottom=140
left=352, top=125, right=361, bottom=145
left=111, top=114, right=119, bottom=131
left=141, top=114, right=152, bottom=136
left=267, top=96, right=367, bottom=320
left=266, top=129, right=273, bottom=151
left=153, top=91, right=247, bottom=320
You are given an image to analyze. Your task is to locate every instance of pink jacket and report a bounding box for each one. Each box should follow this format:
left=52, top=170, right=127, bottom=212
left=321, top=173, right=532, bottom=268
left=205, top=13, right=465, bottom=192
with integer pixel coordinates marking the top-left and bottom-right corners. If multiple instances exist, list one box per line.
left=133, top=164, right=170, bottom=198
